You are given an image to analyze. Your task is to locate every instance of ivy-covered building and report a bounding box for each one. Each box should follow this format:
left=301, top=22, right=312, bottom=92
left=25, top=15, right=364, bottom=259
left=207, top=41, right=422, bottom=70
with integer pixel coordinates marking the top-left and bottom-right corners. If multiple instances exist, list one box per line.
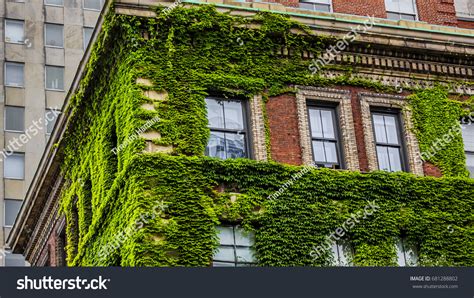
left=6, top=0, right=474, bottom=267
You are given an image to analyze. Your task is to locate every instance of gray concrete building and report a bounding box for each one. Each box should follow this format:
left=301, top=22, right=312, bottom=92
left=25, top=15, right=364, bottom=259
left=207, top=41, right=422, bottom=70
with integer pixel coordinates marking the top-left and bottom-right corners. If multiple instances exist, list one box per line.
left=0, top=0, right=102, bottom=266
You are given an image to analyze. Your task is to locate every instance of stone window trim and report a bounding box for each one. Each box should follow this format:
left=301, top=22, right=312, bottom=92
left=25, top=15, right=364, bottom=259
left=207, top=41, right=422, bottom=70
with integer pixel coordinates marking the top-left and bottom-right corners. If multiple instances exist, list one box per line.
left=296, top=86, right=359, bottom=171
left=249, top=95, right=268, bottom=161
left=359, top=92, right=424, bottom=176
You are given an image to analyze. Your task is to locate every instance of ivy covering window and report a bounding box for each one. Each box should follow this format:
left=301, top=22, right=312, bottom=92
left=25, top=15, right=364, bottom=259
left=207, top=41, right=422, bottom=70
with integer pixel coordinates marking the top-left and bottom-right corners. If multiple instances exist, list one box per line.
left=396, top=237, right=418, bottom=266
left=205, top=98, right=248, bottom=159
left=299, top=0, right=331, bottom=12
left=461, top=123, right=474, bottom=177
left=372, top=111, right=406, bottom=172
left=213, top=226, right=256, bottom=267
left=331, top=240, right=353, bottom=266
left=5, top=20, right=25, bottom=44
left=385, top=0, right=417, bottom=20
left=308, top=106, right=342, bottom=168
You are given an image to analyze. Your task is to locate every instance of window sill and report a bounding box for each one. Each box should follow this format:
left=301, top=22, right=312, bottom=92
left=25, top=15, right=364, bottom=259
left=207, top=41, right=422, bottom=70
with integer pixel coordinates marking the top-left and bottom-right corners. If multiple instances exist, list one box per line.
left=45, top=45, right=64, bottom=49
left=4, top=85, right=25, bottom=89
left=45, top=88, right=65, bottom=92
left=4, top=130, right=25, bottom=134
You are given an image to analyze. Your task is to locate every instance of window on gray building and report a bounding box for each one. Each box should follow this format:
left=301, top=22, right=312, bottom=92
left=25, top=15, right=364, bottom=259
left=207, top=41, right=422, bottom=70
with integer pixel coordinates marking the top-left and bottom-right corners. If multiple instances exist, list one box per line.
left=213, top=226, right=256, bottom=267
left=45, top=0, right=64, bottom=6
left=5, top=19, right=25, bottom=44
left=308, top=105, right=343, bottom=169
left=299, top=0, right=331, bottom=12
left=4, top=199, right=22, bottom=227
left=45, top=109, right=60, bottom=134
left=205, top=98, right=249, bottom=159
left=372, top=111, right=407, bottom=172
left=5, top=62, right=24, bottom=87
left=4, top=153, right=25, bottom=180
left=461, top=123, right=474, bottom=177
left=45, top=66, right=65, bottom=91
left=45, top=23, right=64, bottom=47
left=5, top=106, right=25, bottom=132
left=396, top=237, right=418, bottom=266
left=84, top=0, right=103, bottom=10
left=385, top=0, right=417, bottom=20
left=84, top=27, right=94, bottom=50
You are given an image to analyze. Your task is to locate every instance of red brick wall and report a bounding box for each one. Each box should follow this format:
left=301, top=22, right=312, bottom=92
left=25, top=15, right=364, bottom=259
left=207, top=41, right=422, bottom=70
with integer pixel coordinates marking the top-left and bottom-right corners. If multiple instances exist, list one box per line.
left=423, top=161, right=443, bottom=177
left=458, top=19, right=474, bottom=28
left=416, top=0, right=458, bottom=26
left=267, top=94, right=303, bottom=165
left=332, top=0, right=387, bottom=18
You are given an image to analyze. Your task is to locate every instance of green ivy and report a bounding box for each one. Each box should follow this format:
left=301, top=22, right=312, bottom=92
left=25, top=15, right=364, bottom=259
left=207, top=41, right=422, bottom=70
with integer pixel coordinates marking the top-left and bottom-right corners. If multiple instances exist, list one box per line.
left=57, top=5, right=473, bottom=267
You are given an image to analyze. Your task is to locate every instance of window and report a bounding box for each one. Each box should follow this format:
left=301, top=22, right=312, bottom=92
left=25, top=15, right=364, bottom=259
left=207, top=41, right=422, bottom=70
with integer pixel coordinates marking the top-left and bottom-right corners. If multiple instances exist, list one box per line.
left=299, top=0, right=331, bottom=12
left=4, top=199, right=22, bottom=227
left=4, top=252, right=25, bottom=267
left=45, top=109, right=60, bottom=134
left=4, top=153, right=25, bottom=180
left=83, top=27, right=94, bottom=50
left=45, top=66, right=64, bottom=90
left=330, top=240, right=353, bottom=266
left=45, top=0, right=64, bottom=6
left=385, top=0, right=417, bottom=20
left=461, top=123, right=474, bottom=177
left=5, top=106, right=25, bottom=132
left=213, top=226, right=256, bottom=267
left=45, top=23, right=64, bottom=47
left=205, top=98, right=249, bottom=159
left=5, top=62, right=24, bottom=87
left=5, top=20, right=24, bottom=44
left=308, top=105, right=343, bottom=168
left=454, top=0, right=474, bottom=18
left=396, top=237, right=418, bottom=266
left=84, top=0, right=102, bottom=10
left=372, top=111, right=407, bottom=172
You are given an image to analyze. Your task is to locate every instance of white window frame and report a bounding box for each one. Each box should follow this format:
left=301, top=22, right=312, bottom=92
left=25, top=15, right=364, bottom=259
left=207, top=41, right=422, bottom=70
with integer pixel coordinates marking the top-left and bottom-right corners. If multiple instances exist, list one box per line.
left=44, top=0, right=64, bottom=7
left=5, top=19, right=25, bottom=44
left=45, top=65, right=65, bottom=91
left=299, top=0, right=332, bottom=12
left=4, top=152, right=25, bottom=180
left=4, top=199, right=22, bottom=227
left=213, top=225, right=256, bottom=267
left=385, top=0, right=418, bottom=21
left=44, top=23, right=64, bottom=48
left=83, top=0, right=103, bottom=11
left=4, top=62, right=25, bottom=88
left=4, top=105, right=25, bottom=133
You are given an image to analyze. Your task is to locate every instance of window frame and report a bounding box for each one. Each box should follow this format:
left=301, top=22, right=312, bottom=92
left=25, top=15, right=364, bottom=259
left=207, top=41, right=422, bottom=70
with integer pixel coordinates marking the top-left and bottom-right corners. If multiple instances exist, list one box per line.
left=385, top=0, right=418, bottom=21
left=45, top=65, right=65, bottom=91
left=213, top=225, right=256, bottom=267
left=44, top=0, right=64, bottom=7
left=83, top=27, right=94, bottom=50
left=4, top=198, right=22, bottom=227
left=299, top=0, right=332, bottom=12
left=371, top=108, right=409, bottom=172
left=45, top=108, right=60, bottom=135
left=3, top=152, right=25, bottom=180
left=4, top=62, right=25, bottom=88
left=83, top=0, right=103, bottom=11
left=44, top=23, right=64, bottom=48
left=4, top=105, right=25, bottom=133
left=205, top=97, right=252, bottom=160
left=5, top=19, right=25, bottom=44
left=307, top=102, right=345, bottom=169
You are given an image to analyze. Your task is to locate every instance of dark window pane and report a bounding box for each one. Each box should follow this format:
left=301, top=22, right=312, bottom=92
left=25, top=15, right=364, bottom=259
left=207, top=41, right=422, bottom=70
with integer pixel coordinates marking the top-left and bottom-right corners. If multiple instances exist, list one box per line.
left=224, top=101, right=244, bottom=130
left=206, top=98, right=224, bottom=129
left=236, top=247, right=254, bottom=263
left=235, top=227, right=253, bottom=246
left=313, top=3, right=330, bottom=11
left=206, top=132, right=226, bottom=159
left=400, top=13, right=416, bottom=20
left=225, top=133, right=246, bottom=159
left=387, top=12, right=401, bottom=20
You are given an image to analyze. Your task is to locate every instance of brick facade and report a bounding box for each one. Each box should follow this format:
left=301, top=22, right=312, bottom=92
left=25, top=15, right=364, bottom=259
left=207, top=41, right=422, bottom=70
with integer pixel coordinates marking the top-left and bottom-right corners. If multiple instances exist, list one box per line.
left=458, top=19, right=474, bottom=28
left=332, top=0, right=387, bottom=18
left=266, top=94, right=303, bottom=165
left=416, top=0, right=458, bottom=26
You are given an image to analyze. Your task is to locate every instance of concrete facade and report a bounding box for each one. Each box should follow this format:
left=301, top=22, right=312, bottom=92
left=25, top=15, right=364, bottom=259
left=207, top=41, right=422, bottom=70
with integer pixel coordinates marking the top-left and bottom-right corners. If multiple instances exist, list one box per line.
left=0, top=0, right=102, bottom=265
